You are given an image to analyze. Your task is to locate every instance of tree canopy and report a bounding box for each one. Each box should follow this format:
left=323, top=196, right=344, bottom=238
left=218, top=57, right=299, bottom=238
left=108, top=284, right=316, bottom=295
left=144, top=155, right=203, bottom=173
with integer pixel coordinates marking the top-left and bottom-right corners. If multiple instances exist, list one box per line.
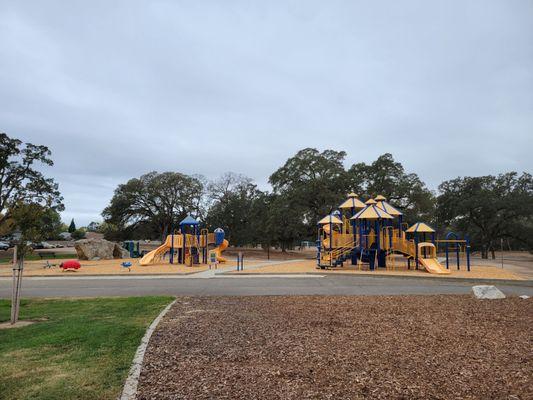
left=0, top=132, right=63, bottom=232
left=268, top=148, right=348, bottom=246
left=68, top=218, right=76, bottom=233
left=0, top=132, right=63, bottom=252
left=437, top=172, right=533, bottom=258
left=347, top=153, right=435, bottom=222
left=102, top=171, right=204, bottom=239
left=205, top=173, right=267, bottom=246
left=98, top=147, right=532, bottom=255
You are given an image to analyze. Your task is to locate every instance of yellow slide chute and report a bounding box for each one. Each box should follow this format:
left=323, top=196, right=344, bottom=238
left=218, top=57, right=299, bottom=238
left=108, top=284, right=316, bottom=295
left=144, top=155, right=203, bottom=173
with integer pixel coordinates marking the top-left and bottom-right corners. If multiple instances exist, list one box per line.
left=417, top=243, right=450, bottom=275
left=139, top=236, right=173, bottom=266
left=214, top=239, right=229, bottom=263
left=418, top=257, right=450, bottom=274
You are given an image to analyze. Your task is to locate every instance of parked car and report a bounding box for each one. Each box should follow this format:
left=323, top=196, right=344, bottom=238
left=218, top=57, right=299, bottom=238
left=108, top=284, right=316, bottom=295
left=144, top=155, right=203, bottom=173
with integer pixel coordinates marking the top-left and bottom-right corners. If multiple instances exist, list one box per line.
left=31, top=242, right=55, bottom=250
left=0, top=241, right=10, bottom=251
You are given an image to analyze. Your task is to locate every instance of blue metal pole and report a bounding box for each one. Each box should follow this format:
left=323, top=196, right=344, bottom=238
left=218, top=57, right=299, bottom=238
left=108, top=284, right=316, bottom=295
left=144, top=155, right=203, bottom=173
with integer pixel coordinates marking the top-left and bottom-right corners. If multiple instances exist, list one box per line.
left=182, top=229, right=186, bottom=265
left=329, top=221, right=332, bottom=252
left=445, top=240, right=449, bottom=269
left=466, top=235, right=471, bottom=272
left=316, top=225, right=321, bottom=267
left=375, top=220, right=380, bottom=251
left=456, top=239, right=460, bottom=270
left=415, top=233, right=419, bottom=269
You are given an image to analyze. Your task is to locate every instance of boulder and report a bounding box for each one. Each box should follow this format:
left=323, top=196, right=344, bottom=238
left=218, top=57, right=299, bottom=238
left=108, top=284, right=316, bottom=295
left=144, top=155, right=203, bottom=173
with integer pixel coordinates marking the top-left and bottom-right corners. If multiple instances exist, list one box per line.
left=472, top=285, right=506, bottom=300
left=74, top=239, right=129, bottom=260
left=114, top=245, right=130, bottom=259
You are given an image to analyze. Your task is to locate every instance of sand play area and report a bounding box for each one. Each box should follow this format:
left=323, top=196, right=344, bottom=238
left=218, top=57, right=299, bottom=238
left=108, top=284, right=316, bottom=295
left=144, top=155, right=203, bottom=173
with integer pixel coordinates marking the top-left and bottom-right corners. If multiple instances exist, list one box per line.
left=229, top=258, right=526, bottom=280
left=0, top=257, right=212, bottom=276
left=0, top=257, right=277, bottom=277
left=0, top=254, right=527, bottom=281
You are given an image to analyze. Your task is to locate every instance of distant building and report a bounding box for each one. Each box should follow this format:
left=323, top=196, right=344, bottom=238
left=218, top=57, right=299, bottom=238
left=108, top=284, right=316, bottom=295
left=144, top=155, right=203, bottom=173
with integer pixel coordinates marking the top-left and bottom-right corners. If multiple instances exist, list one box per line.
left=87, top=221, right=102, bottom=232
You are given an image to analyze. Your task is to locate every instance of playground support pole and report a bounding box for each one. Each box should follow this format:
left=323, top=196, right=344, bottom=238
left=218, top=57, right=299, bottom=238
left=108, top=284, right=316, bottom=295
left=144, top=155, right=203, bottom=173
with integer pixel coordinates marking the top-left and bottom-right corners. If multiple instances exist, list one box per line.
left=170, top=230, right=174, bottom=264
left=414, top=234, right=419, bottom=270
left=205, top=231, right=208, bottom=264
left=398, top=215, right=403, bottom=237
left=329, top=220, right=332, bottom=268
left=358, top=221, right=363, bottom=249
left=316, top=225, right=320, bottom=267
left=456, top=242, right=460, bottom=270
left=445, top=241, right=449, bottom=270
left=375, top=220, right=380, bottom=252
left=236, top=253, right=244, bottom=271
left=466, top=236, right=471, bottom=272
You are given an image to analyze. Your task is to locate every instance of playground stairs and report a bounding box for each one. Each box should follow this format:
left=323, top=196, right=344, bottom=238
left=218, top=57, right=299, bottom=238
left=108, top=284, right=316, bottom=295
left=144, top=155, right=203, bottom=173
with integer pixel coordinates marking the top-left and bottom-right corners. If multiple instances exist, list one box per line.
left=319, top=239, right=359, bottom=268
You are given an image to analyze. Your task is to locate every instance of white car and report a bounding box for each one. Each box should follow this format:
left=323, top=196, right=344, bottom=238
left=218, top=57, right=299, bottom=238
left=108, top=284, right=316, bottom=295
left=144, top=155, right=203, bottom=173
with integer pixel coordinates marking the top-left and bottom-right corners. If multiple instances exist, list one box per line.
left=0, top=241, right=10, bottom=251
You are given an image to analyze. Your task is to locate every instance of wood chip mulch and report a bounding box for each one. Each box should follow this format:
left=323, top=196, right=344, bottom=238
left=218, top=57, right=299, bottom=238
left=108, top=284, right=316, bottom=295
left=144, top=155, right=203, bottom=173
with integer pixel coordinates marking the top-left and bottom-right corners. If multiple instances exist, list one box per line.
left=137, top=295, right=532, bottom=399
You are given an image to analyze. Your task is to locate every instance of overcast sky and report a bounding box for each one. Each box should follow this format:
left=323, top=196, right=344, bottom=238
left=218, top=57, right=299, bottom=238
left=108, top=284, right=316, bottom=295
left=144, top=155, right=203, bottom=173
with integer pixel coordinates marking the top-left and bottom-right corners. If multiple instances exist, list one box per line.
left=1, top=1, right=532, bottom=226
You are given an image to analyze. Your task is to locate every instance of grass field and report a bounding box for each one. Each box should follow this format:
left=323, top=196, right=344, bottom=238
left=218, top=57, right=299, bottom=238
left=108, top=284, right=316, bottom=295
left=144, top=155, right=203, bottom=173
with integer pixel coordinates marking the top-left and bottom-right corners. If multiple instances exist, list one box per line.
left=0, top=296, right=173, bottom=400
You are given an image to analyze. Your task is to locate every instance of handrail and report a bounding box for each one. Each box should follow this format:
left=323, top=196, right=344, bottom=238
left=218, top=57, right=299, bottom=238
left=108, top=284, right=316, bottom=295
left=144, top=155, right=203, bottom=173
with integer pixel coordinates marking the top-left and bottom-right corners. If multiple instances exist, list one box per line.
left=324, top=237, right=359, bottom=265
left=331, top=240, right=355, bottom=258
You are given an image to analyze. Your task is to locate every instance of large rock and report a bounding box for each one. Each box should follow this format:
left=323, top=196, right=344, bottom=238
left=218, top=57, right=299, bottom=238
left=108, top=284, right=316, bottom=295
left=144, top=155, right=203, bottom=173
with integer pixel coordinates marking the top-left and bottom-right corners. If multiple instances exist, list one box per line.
left=472, top=285, right=506, bottom=300
left=74, top=239, right=129, bottom=260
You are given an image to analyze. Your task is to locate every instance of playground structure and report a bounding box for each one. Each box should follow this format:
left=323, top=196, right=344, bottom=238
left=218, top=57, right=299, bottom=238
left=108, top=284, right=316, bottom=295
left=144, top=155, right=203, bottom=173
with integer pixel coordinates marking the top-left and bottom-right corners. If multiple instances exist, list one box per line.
left=317, top=193, right=470, bottom=274
left=123, top=240, right=142, bottom=258
left=139, top=215, right=228, bottom=266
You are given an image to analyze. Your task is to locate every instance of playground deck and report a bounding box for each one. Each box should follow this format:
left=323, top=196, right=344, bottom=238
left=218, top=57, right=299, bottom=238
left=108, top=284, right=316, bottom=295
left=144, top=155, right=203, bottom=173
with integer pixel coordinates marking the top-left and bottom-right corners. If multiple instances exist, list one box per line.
left=229, top=259, right=526, bottom=280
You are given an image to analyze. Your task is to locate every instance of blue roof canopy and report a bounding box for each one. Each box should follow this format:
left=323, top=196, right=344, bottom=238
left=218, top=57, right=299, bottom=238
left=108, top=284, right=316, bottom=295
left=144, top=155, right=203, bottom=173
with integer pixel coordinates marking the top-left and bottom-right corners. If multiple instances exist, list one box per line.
left=179, top=215, right=199, bottom=226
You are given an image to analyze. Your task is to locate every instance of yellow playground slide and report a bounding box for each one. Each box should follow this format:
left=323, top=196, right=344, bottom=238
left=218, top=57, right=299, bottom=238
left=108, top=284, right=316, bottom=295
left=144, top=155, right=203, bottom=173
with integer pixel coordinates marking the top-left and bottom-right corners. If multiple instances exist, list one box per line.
left=418, top=258, right=450, bottom=275
left=139, top=236, right=172, bottom=266
left=214, top=239, right=229, bottom=263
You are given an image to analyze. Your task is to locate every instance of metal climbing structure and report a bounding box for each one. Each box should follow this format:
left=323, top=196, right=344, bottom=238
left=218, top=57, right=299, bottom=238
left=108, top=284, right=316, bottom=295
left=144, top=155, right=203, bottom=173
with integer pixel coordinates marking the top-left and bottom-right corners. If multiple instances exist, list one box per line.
left=316, top=194, right=471, bottom=274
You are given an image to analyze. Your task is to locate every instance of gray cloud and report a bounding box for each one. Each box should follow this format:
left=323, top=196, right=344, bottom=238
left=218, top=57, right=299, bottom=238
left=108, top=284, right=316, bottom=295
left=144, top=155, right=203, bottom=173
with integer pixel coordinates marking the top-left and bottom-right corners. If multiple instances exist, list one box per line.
left=1, top=0, right=532, bottom=225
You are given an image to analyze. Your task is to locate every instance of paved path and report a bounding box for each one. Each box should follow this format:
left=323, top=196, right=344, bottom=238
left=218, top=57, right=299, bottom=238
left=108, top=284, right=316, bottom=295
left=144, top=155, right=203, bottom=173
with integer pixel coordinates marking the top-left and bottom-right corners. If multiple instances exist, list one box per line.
left=0, top=275, right=531, bottom=298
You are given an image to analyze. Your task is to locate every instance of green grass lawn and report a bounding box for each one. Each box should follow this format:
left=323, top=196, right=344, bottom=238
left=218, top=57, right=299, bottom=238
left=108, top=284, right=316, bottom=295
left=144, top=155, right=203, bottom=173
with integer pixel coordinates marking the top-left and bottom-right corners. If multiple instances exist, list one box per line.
left=0, top=253, right=78, bottom=263
left=0, top=296, right=174, bottom=400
